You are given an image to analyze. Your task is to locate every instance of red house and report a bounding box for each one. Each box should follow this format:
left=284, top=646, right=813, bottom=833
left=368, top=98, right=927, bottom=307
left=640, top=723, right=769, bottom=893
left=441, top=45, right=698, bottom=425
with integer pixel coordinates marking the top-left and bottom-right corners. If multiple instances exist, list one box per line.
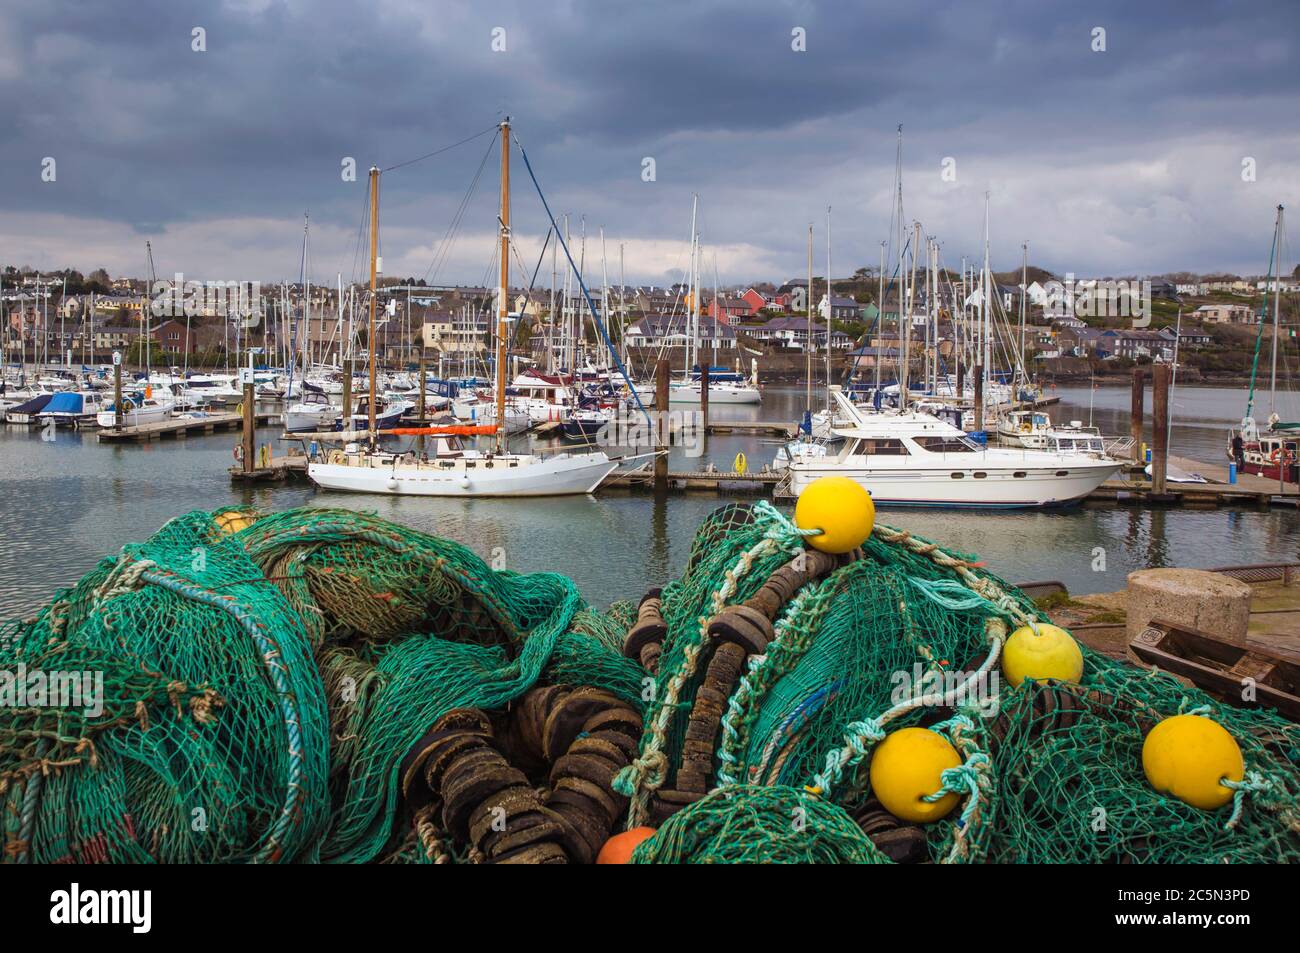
left=155, top=319, right=196, bottom=354
left=741, top=287, right=788, bottom=315
left=708, top=296, right=753, bottom=324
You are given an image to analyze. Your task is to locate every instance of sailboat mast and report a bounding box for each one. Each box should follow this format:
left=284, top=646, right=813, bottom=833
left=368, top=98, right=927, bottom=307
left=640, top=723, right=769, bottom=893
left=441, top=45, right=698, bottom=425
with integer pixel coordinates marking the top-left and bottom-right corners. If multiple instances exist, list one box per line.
left=902, top=221, right=919, bottom=410
left=875, top=240, right=885, bottom=394
left=806, top=224, right=813, bottom=414
left=304, top=215, right=311, bottom=379
left=367, top=167, right=379, bottom=443
left=925, top=238, right=933, bottom=394
left=982, top=192, right=991, bottom=410
left=688, top=194, right=698, bottom=376
left=1269, top=204, right=1284, bottom=417
left=495, top=119, right=511, bottom=454
left=825, top=205, right=832, bottom=411
left=1019, top=241, right=1027, bottom=398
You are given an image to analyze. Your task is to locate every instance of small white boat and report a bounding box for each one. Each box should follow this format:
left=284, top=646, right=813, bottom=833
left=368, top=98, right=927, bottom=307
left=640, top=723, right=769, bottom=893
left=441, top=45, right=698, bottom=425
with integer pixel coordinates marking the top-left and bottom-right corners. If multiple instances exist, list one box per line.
left=1145, top=462, right=1209, bottom=484
left=36, top=390, right=107, bottom=427
left=181, top=375, right=242, bottom=406
left=3, top=392, right=55, bottom=424
left=283, top=391, right=337, bottom=433
left=998, top=409, right=1054, bottom=449
left=96, top=396, right=175, bottom=428
left=347, top=398, right=414, bottom=432
left=669, top=368, right=762, bottom=405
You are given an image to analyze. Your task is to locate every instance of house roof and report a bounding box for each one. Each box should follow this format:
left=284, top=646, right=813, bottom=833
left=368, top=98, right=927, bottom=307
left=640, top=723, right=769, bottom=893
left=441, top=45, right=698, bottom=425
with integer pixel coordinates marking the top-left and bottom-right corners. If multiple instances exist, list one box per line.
left=626, top=314, right=736, bottom=339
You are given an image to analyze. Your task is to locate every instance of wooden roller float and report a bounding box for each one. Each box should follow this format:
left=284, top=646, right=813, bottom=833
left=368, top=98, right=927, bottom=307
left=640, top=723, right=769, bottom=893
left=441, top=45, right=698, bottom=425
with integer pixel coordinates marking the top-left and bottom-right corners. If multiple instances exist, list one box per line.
left=399, top=685, right=643, bottom=864
left=851, top=798, right=929, bottom=863
left=622, top=588, right=668, bottom=674
left=669, top=545, right=858, bottom=802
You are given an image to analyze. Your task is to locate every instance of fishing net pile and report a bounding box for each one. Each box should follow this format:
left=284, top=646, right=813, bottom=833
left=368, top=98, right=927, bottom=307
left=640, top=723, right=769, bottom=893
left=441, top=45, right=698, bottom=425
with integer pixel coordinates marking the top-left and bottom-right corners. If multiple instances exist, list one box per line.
left=2, top=501, right=1298, bottom=864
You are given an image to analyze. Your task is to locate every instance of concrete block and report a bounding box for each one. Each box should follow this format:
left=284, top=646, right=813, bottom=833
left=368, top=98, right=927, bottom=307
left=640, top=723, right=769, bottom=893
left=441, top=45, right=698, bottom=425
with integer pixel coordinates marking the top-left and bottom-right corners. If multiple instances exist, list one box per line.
left=1126, top=568, right=1251, bottom=646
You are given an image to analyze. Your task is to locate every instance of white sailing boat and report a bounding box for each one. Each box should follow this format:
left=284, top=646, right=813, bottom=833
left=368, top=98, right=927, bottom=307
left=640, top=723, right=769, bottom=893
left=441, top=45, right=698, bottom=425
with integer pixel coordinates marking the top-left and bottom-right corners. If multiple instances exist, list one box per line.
left=785, top=387, right=1122, bottom=507
left=308, top=119, right=619, bottom=497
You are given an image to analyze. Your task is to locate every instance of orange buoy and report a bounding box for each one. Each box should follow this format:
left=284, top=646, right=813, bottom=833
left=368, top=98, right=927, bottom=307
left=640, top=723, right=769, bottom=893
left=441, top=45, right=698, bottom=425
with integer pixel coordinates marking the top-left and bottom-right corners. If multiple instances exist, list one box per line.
left=596, top=826, right=656, bottom=864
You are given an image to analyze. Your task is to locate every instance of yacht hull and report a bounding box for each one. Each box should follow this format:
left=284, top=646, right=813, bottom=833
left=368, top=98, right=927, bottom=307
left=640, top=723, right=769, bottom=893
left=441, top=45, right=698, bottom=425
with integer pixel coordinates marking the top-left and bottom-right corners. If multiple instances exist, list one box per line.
left=308, top=453, right=618, bottom=497
left=669, top=383, right=761, bottom=405
left=788, top=460, right=1121, bottom=508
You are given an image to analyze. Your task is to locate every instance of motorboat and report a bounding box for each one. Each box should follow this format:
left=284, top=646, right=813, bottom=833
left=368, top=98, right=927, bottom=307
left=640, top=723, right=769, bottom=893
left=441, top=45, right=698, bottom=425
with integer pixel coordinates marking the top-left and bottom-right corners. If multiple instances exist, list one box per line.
left=283, top=391, right=338, bottom=433
left=3, top=392, right=54, bottom=424
left=783, top=387, right=1123, bottom=508
left=95, top=396, right=175, bottom=429
left=36, top=390, right=107, bottom=427
left=345, top=398, right=414, bottom=432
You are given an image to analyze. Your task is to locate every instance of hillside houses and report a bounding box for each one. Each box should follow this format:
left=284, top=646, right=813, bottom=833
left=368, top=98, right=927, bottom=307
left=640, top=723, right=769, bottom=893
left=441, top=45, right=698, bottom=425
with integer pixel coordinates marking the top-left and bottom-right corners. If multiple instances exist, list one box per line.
left=623, top=314, right=737, bottom=350
left=744, top=315, right=855, bottom=351
left=740, top=288, right=790, bottom=315
left=818, top=294, right=861, bottom=321
left=1194, top=303, right=1256, bottom=324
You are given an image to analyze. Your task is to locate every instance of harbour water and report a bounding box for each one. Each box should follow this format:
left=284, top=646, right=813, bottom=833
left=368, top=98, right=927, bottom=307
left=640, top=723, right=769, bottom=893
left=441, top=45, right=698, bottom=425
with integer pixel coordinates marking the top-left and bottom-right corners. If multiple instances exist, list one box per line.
left=1, top=383, right=1296, bottom=617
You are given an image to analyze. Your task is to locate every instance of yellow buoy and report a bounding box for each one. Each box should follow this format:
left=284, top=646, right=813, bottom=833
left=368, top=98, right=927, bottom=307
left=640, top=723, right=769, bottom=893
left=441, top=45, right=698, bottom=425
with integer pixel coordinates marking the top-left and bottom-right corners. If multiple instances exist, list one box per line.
left=869, top=727, right=961, bottom=823
left=794, top=476, right=875, bottom=554
left=1142, top=714, right=1243, bottom=810
left=1001, top=623, right=1083, bottom=687
left=214, top=510, right=256, bottom=535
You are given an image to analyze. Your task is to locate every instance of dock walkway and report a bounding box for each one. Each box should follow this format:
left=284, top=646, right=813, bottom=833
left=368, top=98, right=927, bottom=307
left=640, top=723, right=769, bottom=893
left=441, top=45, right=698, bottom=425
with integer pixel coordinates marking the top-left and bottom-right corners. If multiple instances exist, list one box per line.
left=97, top=412, right=277, bottom=443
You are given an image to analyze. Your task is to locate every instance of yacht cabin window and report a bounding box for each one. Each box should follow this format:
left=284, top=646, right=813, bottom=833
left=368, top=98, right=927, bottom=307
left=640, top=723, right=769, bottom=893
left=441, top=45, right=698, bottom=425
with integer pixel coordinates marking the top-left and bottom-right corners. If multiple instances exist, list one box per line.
left=913, top=435, right=978, bottom=453
left=849, top=438, right=910, bottom=456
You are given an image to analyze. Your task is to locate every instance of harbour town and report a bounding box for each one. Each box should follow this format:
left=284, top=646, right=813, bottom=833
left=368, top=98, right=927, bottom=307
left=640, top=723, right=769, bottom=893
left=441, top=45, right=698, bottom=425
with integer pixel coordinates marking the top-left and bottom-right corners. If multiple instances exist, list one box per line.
left=1, top=0, right=1298, bottom=896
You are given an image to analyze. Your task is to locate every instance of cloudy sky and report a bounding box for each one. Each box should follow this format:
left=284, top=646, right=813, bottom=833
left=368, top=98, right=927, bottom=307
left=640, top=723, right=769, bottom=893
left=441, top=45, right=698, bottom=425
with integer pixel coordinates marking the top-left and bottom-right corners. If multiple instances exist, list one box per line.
left=1, top=0, right=1296, bottom=287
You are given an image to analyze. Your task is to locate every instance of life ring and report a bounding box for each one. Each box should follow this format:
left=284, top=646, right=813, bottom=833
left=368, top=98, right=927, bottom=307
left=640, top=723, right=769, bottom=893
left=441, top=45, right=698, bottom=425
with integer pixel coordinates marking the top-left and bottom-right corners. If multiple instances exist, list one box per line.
left=233, top=444, right=244, bottom=462
left=328, top=449, right=346, bottom=465
left=1271, top=447, right=1294, bottom=466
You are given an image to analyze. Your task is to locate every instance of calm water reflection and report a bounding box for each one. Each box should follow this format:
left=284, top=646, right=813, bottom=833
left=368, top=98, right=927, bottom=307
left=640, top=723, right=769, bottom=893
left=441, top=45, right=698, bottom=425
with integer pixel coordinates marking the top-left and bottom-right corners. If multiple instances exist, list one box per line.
left=1, top=384, right=1296, bottom=616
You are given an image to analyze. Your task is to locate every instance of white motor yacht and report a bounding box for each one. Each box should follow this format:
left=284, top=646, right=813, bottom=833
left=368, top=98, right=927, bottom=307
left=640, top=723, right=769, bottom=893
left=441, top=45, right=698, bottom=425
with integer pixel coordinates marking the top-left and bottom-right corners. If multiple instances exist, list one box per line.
left=784, top=387, right=1122, bottom=507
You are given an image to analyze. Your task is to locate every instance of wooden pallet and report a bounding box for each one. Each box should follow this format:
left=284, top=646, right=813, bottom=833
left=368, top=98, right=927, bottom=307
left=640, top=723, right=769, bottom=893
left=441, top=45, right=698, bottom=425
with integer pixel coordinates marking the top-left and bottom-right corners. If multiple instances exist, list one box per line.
left=1130, top=618, right=1300, bottom=721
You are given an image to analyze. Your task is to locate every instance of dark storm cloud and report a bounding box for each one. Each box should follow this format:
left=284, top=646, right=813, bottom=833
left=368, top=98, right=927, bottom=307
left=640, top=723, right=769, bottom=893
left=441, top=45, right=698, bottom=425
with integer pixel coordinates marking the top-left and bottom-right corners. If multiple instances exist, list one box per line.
left=0, top=0, right=1296, bottom=280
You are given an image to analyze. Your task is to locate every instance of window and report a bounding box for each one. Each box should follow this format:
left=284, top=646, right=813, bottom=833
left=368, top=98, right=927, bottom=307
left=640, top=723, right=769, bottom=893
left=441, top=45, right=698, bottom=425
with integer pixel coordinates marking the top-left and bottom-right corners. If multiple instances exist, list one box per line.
left=857, top=438, right=910, bottom=456
left=914, top=435, right=976, bottom=453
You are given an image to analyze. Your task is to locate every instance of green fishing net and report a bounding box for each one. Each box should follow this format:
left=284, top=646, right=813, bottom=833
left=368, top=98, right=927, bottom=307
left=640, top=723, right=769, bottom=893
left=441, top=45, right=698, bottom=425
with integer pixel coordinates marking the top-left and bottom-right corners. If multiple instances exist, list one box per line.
left=2, top=500, right=1298, bottom=864
left=0, top=506, right=642, bottom=863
